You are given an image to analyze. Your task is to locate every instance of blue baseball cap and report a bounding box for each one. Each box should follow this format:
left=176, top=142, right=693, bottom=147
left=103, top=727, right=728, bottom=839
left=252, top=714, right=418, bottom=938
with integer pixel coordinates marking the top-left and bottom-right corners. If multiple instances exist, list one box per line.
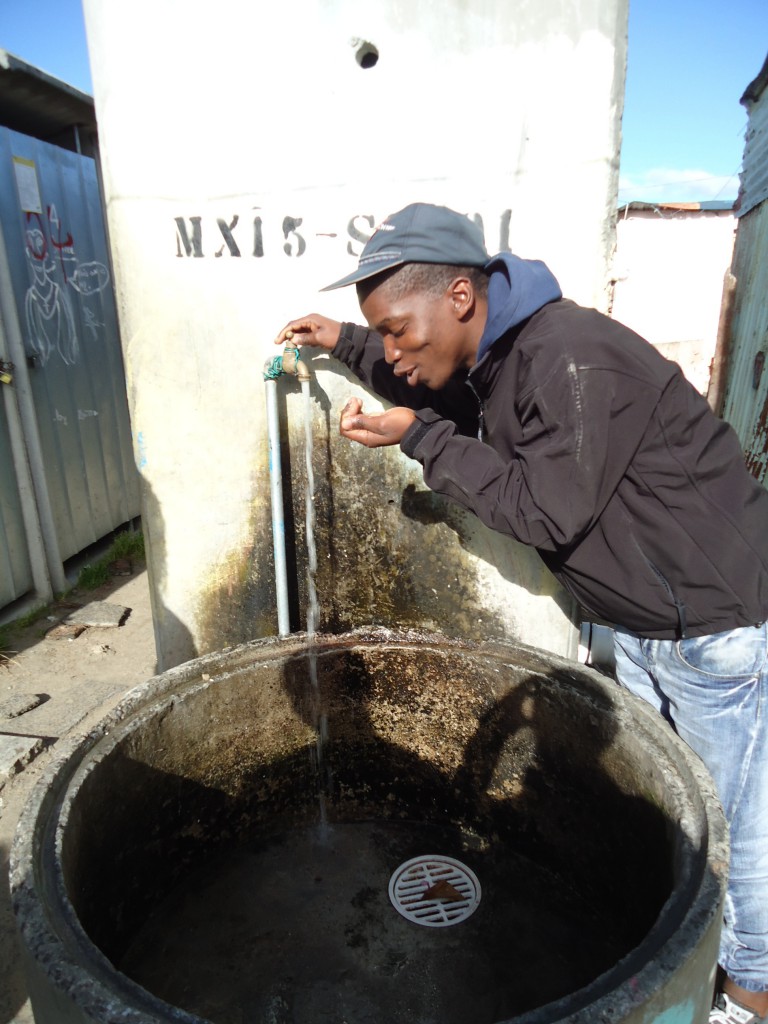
left=321, top=202, right=490, bottom=291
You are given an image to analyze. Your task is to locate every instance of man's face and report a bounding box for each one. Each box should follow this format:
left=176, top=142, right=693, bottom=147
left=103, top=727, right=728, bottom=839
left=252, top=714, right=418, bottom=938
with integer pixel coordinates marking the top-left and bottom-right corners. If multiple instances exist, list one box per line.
left=360, top=285, right=475, bottom=391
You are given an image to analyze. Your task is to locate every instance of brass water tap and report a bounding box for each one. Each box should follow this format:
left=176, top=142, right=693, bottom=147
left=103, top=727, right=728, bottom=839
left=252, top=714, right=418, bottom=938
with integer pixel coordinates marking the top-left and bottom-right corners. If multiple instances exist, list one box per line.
left=281, top=344, right=312, bottom=382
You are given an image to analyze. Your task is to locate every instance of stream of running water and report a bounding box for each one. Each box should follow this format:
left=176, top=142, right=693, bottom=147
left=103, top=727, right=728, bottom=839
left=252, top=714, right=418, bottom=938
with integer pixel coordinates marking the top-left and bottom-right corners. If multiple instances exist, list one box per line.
left=302, top=378, right=329, bottom=832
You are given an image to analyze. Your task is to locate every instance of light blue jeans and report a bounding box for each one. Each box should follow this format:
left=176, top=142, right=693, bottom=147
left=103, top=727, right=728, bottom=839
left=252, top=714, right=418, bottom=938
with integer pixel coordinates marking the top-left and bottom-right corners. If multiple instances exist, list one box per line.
left=613, top=623, right=768, bottom=994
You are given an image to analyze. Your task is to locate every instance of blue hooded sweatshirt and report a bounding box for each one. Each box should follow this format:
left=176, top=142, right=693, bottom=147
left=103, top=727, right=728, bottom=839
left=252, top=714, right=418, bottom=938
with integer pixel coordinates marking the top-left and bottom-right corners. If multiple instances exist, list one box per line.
left=475, top=253, right=562, bottom=363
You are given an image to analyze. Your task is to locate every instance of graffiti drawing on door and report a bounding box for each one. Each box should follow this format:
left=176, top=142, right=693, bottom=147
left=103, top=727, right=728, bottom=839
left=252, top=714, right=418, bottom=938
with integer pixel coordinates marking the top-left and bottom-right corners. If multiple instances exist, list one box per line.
left=24, top=205, right=110, bottom=367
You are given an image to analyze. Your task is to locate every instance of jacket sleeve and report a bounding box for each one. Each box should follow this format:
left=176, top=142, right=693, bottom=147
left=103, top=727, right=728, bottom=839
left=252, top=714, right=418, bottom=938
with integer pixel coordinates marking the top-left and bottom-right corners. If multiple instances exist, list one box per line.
left=401, top=353, right=664, bottom=553
left=332, top=323, right=480, bottom=437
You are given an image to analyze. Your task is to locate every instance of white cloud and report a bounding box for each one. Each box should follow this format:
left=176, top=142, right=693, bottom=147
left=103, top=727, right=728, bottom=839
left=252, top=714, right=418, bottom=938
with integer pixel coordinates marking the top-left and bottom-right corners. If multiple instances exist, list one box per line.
left=618, top=168, right=739, bottom=205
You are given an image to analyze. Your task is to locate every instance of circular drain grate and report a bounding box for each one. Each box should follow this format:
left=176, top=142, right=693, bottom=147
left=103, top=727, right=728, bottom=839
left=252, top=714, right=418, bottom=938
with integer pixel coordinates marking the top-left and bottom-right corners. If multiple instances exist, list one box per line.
left=388, top=855, right=481, bottom=928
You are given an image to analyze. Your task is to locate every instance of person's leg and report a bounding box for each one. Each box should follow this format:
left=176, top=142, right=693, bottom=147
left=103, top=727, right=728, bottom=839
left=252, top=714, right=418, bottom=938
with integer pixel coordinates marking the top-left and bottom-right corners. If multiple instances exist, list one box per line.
left=612, top=629, right=670, bottom=718
left=614, top=624, right=768, bottom=1014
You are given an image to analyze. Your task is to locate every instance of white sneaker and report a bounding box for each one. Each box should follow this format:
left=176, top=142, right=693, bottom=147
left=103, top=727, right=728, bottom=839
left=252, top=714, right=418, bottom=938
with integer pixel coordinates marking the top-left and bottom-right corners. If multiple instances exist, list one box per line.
left=711, top=993, right=767, bottom=1024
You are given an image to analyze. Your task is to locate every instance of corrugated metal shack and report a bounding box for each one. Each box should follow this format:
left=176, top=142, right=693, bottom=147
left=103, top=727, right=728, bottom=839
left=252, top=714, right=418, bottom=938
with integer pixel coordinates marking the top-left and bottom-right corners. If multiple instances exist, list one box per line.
left=0, top=53, right=140, bottom=614
left=711, top=55, right=768, bottom=482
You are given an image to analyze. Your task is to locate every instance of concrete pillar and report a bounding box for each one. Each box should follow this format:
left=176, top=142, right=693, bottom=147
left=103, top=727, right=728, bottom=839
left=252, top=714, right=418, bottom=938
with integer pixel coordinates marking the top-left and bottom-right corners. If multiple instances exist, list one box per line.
left=83, top=0, right=628, bottom=669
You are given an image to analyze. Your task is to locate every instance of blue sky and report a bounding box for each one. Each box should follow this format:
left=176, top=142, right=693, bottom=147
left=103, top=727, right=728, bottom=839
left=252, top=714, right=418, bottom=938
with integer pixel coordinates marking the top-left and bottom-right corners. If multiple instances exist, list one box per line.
left=620, top=0, right=767, bottom=204
left=1, top=0, right=766, bottom=205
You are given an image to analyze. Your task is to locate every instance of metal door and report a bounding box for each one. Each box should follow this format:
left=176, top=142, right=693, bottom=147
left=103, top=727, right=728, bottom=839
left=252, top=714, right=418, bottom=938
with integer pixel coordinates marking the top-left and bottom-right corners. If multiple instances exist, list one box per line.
left=0, top=126, right=140, bottom=605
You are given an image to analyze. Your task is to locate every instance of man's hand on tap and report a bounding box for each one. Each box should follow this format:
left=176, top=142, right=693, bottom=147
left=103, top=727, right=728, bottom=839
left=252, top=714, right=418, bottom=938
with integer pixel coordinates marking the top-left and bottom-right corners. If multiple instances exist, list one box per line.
left=274, top=316, right=414, bottom=447
left=274, top=315, right=342, bottom=351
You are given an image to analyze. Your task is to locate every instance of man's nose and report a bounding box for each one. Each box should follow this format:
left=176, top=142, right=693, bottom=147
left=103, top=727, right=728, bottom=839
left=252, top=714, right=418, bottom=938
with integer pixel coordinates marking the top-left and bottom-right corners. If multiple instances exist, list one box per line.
left=382, top=337, right=401, bottom=365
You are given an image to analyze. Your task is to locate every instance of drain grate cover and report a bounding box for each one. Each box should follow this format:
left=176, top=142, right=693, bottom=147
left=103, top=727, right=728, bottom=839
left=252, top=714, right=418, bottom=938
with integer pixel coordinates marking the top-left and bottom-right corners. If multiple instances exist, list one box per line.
left=388, top=855, right=481, bottom=928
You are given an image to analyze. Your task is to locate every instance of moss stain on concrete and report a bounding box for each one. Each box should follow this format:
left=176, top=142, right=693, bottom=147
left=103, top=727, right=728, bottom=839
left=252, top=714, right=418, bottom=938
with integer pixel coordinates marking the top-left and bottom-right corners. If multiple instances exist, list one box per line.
left=196, top=391, right=509, bottom=656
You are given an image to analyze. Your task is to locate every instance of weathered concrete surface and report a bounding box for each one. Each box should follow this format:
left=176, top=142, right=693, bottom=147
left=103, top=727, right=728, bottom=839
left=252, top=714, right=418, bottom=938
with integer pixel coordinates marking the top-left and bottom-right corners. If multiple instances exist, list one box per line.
left=612, top=205, right=737, bottom=396
left=0, top=735, right=46, bottom=790
left=9, top=629, right=727, bottom=1024
left=0, top=569, right=157, bottom=1024
left=83, top=0, right=628, bottom=671
left=64, top=602, right=130, bottom=628
left=0, top=693, right=45, bottom=720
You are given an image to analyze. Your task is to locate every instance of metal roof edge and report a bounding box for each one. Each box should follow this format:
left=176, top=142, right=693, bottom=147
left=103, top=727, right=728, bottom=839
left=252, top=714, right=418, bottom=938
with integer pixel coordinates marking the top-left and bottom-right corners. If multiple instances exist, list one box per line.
left=618, top=200, right=735, bottom=213
left=0, top=49, right=93, bottom=106
left=0, top=50, right=96, bottom=155
left=741, top=53, right=768, bottom=107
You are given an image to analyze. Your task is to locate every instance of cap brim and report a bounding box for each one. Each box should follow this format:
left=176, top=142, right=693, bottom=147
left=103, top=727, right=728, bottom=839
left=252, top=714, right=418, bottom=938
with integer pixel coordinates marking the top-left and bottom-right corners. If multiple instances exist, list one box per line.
left=320, top=255, right=404, bottom=292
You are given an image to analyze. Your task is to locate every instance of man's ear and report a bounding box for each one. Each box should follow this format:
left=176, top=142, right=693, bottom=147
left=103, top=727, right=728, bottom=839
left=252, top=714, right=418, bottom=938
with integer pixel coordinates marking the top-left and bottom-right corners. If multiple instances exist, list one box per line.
left=448, top=276, right=476, bottom=319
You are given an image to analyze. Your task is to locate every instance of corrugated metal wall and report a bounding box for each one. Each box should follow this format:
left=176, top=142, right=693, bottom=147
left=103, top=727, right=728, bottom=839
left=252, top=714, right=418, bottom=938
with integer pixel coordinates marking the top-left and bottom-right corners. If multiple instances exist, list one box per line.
left=721, top=64, right=768, bottom=484
left=0, top=126, right=140, bottom=609
left=738, top=59, right=768, bottom=218
left=0, top=395, right=32, bottom=603
left=722, top=200, right=768, bottom=481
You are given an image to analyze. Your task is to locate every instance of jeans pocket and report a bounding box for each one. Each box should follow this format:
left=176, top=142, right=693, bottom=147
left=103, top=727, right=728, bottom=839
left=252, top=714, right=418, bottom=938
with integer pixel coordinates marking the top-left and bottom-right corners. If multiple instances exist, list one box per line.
left=675, top=624, right=768, bottom=679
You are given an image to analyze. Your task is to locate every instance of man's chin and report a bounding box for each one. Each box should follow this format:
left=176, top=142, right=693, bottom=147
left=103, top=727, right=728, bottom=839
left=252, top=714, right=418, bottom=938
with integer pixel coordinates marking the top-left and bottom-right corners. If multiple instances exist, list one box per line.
left=402, top=367, right=448, bottom=390
left=407, top=369, right=442, bottom=390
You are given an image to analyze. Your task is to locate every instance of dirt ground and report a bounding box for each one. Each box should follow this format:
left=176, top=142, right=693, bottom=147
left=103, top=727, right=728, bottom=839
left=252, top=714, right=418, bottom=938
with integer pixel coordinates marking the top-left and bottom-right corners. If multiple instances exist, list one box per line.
left=0, top=565, right=157, bottom=1024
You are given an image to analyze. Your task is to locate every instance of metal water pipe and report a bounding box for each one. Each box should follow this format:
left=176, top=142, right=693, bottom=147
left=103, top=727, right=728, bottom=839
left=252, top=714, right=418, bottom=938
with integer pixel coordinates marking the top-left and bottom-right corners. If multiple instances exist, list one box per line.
left=262, top=344, right=312, bottom=636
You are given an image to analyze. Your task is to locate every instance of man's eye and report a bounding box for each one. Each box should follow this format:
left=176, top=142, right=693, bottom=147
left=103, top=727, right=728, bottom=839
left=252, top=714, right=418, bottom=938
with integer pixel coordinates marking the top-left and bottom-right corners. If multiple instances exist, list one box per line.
left=393, top=326, right=407, bottom=338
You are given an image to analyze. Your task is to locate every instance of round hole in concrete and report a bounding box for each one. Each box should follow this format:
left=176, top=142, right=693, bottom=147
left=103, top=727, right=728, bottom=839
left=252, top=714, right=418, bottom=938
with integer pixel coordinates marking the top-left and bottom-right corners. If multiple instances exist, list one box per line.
left=354, top=40, right=379, bottom=68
